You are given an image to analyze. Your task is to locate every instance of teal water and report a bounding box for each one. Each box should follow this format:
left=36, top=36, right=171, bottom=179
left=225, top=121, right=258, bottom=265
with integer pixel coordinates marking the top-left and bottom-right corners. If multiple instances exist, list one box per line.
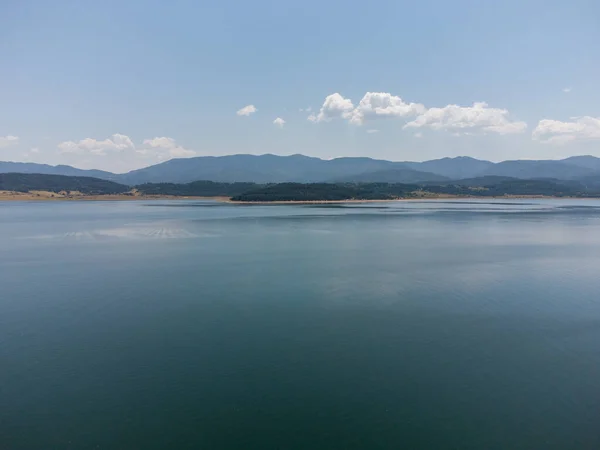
left=1, top=199, right=600, bottom=449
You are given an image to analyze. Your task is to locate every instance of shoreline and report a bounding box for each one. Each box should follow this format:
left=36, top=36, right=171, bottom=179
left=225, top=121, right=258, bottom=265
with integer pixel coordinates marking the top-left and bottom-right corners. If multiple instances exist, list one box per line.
left=0, top=191, right=230, bottom=202
left=225, top=194, right=593, bottom=204
left=227, top=198, right=418, bottom=204
left=1, top=191, right=598, bottom=203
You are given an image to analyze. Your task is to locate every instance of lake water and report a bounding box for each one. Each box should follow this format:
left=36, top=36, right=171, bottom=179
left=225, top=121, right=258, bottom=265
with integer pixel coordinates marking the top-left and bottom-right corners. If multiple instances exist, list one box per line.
left=1, top=199, right=600, bottom=450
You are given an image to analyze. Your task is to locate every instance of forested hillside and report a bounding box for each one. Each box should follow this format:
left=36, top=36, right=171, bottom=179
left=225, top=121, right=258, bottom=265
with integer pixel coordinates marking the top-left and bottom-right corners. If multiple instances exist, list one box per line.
left=0, top=173, right=129, bottom=195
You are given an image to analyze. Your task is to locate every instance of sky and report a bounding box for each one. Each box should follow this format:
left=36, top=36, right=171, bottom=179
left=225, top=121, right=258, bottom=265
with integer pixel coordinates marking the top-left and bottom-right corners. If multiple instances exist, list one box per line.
left=2, top=0, right=600, bottom=173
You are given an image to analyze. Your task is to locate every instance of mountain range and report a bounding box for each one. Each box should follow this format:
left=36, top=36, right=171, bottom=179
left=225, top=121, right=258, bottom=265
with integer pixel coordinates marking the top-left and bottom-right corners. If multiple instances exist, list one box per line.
left=2, top=154, right=600, bottom=185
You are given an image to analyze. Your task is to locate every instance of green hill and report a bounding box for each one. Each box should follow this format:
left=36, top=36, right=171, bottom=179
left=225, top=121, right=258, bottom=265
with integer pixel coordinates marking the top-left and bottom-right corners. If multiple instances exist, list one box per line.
left=231, top=183, right=420, bottom=202
left=0, top=173, right=129, bottom=195
left=136, top=180, right=257, bottom=197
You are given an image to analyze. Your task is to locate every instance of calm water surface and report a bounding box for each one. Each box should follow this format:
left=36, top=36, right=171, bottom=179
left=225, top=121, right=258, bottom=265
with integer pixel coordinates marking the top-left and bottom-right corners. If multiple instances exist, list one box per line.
left=1, top=199, right=600, bottom=449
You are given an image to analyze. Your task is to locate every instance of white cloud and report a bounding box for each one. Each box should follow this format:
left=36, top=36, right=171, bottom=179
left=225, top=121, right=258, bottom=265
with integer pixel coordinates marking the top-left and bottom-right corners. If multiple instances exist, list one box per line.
left=414, top=132, right=423, bottom=138
left=58, top=134, right=135, bottom=155
left=532, top=116, right=600, bottom=144
left=347, top=92, right=426, bottom=125
left=0, top=135, right=19, bottom=148
left=51, top=134, right=197, bottom=171
left=143, top=137, right=176, bottom=149
left=563, top=87, right=572, bottom=93
left=56, top=134, right=196, bottom=161
left=310, top=92, right=526, bottom=136
left=310, top=93, right=354, bottom=122
left=273, top=117, right=286, bottom=128
left=57, top=142, right=79, bottom=153
left=172, top=148, right=195, bottom=157
left=237, top=104, right=257, bottom=116
left=141, top=136, right=196, bottom=158
left=404, top=102, right=527, bottom=135
left=22, top=147, right=41, bottom=161
left=366, top=129, right=379, bottom=134
left=310, top=92, right=424, bottom=125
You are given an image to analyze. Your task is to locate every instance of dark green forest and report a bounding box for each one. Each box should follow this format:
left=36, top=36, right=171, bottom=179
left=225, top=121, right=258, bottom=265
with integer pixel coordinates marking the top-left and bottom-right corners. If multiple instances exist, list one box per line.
left=424, top=179, right=591, bottom=198
left=230, top=183, right=420, bottom=201
left=136, top=180, right=257, bottom=197
left=0, top=173, right=129, bottom=195
left=233, top=179, right=599, bottom=201
left=3, top=172, right=600, bottom=201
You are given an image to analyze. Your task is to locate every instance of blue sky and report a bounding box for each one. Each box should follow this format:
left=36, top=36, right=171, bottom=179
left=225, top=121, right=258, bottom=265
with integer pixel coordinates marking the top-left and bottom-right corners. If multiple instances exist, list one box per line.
left=2, top=0, right=600, bottom=172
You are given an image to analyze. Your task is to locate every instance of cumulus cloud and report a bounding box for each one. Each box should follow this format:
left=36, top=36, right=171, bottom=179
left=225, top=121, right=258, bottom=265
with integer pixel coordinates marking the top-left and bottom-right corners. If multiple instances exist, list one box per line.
left=0, top=135, right=19, bottom=148
left=56, top=134, right=196, bottom=160
left=141, top=137, right=196, bottom=157
left=309, top=93, right=354, bottom=122
left=532, top=116, right=600, bottom=144
left=22, top=147, right=41, bottom=160
left=58, top=134, right=135, bottom=155
left=563, top=87, right=572, bottom=93
left=143, top=137, right=176, bottom=149
left=310, top=92, right=526, bottom=135
left=273, top=117, right=286, bottom=128
left=309, top=92, right=425, bottom=125
left=404, top=102, right=527, bottom=135
left=347, top=92, right=426, bottom=125
left=237, top=105, right=257, bottom=116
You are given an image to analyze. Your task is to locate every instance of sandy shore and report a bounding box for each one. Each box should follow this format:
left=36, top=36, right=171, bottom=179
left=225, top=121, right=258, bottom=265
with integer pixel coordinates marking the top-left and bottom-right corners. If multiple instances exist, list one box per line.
left=0, top=191, right=230, bottom=202
left=0, top=193, right=457, bottom=204
left=227, top=198, right=415, bottom=205
left=1, top=190, right=595, bottom=203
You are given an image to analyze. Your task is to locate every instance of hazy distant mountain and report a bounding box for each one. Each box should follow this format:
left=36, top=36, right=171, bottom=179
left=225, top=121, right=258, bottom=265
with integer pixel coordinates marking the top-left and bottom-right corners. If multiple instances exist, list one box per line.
left=404, top=156, right=494, bottom=179
left=441, top=175, right=519, bottom=186
left=4, top=154, right=600, bottom=185
left=334, top=168, right=448, bottom=184
left=116, top=154, right=409, bottom=185
left=320, top=157, right=402, bottom=180
left=481, top=160, right=596, bottom=180
left=0, top=162, right=116, bottom=180
left=118, top=154, right=321, bottom=184
left=561, top=155, right=600, bottom=171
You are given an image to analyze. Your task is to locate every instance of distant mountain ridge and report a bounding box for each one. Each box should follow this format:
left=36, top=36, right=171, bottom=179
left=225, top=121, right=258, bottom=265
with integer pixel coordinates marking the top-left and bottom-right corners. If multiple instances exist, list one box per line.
left=0, top=161, right=116, bottom=180
left=480, top=160, right=597, bottom=180
left=2, top=154, right=600, bottom=185
left=333, top=168, right=449, bottom=184
left=404, top=156, right=495, bottom=179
